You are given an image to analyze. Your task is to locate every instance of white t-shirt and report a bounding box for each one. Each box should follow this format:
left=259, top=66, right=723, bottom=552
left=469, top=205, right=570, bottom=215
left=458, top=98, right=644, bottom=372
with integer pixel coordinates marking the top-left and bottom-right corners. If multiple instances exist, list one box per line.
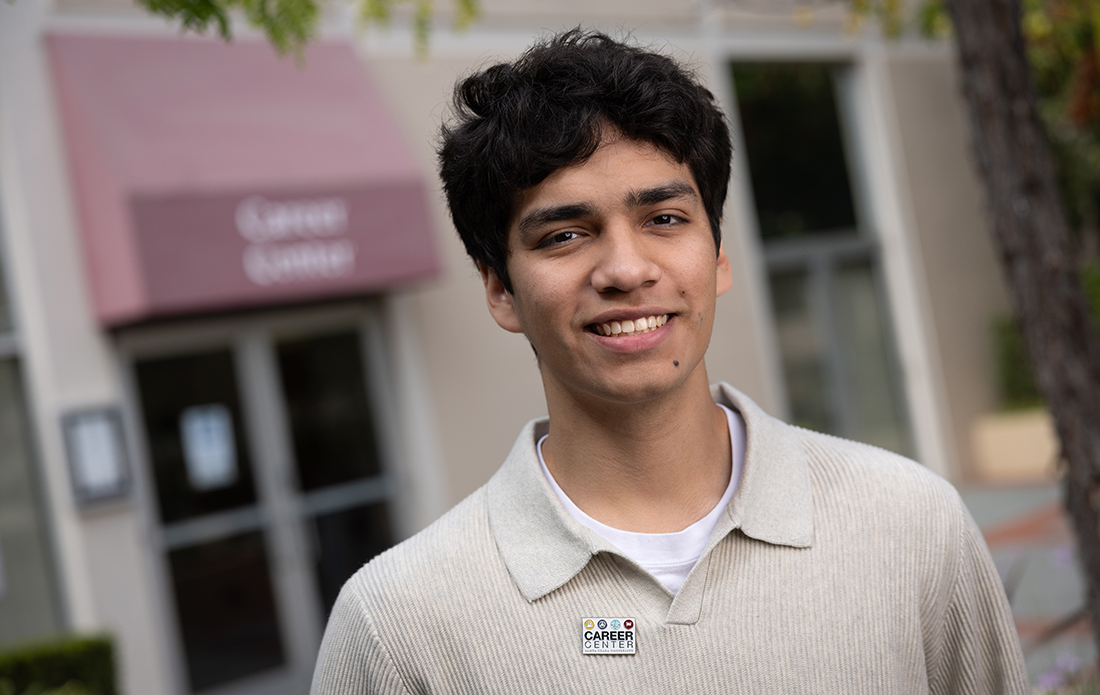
left=538, top=404, right=746, bottom=595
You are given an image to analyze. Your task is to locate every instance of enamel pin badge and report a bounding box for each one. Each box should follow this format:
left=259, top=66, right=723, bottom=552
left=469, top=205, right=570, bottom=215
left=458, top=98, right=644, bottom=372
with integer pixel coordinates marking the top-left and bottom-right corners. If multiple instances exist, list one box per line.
left=582, top=617, right=636, bottom=655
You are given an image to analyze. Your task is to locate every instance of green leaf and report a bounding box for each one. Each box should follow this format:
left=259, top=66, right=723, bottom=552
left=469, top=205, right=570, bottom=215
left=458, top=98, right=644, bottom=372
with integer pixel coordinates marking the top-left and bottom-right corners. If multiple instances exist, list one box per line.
left=414, top=0, right=432, bottom=58
left=916, top=0, right=953, bottom=38
left=133, top=0, right=477, bottom=59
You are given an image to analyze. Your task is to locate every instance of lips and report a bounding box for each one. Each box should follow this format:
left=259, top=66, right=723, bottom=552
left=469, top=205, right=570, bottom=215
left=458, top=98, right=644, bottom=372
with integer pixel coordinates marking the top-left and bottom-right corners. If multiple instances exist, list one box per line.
left=589, top=314, right=669, bottom=337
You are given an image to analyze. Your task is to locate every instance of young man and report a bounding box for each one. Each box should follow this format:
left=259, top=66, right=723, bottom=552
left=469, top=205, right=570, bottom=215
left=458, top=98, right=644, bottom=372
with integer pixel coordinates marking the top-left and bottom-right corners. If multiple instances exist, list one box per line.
left=312, top=30, right=1028, bottom=693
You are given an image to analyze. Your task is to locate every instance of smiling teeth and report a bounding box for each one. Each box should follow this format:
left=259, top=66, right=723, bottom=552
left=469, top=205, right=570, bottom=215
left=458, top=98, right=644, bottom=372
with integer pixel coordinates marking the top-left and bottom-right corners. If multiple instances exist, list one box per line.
left=596, top=315, right=668, bottom=336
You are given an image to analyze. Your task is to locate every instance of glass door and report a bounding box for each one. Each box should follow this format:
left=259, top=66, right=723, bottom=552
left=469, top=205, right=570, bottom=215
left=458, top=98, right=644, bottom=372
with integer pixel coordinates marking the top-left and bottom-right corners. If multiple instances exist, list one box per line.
left=274, top=331, right=394, bottom=617
left=135, top=349, right=286, bottom=693
left=124, top=308, right=396, bottom=695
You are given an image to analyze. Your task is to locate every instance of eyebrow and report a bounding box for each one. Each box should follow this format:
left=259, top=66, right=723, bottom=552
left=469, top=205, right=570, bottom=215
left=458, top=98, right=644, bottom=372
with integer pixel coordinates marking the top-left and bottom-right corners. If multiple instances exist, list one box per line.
left=624, top=181, right=698, bottom=208
left=514, top=180, right=699, bottom=241
left=516, top=203, right=595, bottom=240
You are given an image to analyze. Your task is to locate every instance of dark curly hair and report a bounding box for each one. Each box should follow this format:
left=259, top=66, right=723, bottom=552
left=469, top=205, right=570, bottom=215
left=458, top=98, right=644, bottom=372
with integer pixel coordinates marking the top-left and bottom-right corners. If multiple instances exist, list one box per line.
left=438, top=29, right=733, bottom=294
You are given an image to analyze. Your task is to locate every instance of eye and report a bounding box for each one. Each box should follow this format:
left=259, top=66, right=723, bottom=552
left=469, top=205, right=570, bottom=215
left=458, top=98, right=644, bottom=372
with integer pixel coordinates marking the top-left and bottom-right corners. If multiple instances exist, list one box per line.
left=537, top=230, right=582, bottom=248
left=649, top=213, right=685, bottom=227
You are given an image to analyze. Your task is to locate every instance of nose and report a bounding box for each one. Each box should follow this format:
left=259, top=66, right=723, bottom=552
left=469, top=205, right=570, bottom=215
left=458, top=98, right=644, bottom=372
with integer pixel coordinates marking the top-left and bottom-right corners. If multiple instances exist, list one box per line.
left=589, top=223, right=662, bottom=293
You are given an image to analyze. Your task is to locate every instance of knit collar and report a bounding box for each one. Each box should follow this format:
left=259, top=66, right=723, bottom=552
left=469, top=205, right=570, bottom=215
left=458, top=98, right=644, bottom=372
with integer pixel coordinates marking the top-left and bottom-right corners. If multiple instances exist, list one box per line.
left=486, top=382, right=815, bottom=603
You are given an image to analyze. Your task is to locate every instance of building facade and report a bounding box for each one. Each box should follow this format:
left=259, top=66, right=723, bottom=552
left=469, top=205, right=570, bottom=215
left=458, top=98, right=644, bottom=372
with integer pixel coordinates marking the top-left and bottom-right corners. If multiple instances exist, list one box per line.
left=0, top=1, right=1013, bottom=693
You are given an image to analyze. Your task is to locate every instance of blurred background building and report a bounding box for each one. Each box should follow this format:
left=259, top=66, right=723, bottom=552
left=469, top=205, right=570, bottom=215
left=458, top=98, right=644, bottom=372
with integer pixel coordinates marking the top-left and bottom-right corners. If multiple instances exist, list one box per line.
left=0, top=0, right=1070, bottom=692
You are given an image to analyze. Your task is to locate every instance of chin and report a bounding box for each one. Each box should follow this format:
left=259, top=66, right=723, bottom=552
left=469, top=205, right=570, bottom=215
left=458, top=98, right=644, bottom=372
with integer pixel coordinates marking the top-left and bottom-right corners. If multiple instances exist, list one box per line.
left=577, top=370, right=698, bottom=406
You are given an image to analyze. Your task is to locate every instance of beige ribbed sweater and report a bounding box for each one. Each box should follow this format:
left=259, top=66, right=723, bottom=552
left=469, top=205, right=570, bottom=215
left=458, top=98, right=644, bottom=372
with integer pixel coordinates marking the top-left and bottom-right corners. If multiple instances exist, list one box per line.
left=312, top=384, right=1028, bottom=694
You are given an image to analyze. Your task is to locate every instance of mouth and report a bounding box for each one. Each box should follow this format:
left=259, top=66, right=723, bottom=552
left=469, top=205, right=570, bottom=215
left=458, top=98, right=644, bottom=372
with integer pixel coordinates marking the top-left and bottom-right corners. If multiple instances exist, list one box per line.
left=587, top=314, right=669, bottom=337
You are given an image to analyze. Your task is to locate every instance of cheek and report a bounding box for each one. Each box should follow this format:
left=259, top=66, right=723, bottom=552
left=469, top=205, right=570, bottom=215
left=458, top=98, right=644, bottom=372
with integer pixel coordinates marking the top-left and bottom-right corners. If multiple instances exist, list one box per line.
left=673, top=262, right=719, bottom=325
left=510, top=277, right=573, bottom=332
left=672, top=256, right=717, bottom=294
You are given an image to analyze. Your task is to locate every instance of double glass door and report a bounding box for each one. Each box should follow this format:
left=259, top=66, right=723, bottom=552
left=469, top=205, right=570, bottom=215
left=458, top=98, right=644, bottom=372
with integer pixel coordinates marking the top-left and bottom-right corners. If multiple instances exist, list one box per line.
left=122, top=308, right=396, bottom=695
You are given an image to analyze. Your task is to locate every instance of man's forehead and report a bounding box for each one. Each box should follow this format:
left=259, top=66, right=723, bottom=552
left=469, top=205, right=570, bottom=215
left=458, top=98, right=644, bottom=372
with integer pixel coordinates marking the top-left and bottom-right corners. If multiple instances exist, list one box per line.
left=509, top=138, right=699, bottom=223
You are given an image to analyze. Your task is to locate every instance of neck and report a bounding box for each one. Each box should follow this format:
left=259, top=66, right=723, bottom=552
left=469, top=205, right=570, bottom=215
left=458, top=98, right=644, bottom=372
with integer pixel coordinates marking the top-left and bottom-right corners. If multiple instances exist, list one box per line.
left=540, top=366, right=731, bottom=533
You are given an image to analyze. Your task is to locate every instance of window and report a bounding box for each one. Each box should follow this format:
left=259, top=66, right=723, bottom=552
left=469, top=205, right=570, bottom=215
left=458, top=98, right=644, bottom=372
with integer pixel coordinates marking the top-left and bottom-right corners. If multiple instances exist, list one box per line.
left=732, top=62, right=912, bottom=456
left=0, top=210, right=62, bottom=645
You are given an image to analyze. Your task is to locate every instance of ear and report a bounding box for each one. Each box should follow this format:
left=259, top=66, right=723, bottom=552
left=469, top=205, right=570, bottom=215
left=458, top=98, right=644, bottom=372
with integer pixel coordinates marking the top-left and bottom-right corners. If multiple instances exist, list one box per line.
left=479, top=263, right=525, bottom=334
left=715, top=242, right=733, bottom=297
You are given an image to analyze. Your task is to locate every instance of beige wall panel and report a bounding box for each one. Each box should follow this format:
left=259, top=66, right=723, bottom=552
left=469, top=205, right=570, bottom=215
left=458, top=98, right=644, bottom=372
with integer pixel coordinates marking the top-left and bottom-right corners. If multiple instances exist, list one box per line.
left=711, top=4, right=850, bottom=32
left=473, top=0, right=694, bottom=28
left=82, top=507, right=174, bottom=695
left=51, top=0, right=142, bottom=16
left=354, top=0, right=695, bottom=32
left=885, top=53, right=1010, bottom=481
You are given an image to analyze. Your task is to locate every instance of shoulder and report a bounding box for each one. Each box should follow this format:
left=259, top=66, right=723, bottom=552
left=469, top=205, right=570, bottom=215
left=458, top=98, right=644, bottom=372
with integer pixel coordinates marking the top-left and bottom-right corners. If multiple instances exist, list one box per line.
left=331, top=481, right=532, bottom=629
left=796, top=426, right=964, bottom=525
left=786, top=433, right=1026, bottom=690
left=340, top=486, right=502, bottom=610
left=313, top=488, right=506, bottom=694
left=316, top=484, right=535, bottom=691
left=791, top=426, right=972, bottom=594
left=718, top=381, right=965, bottom=537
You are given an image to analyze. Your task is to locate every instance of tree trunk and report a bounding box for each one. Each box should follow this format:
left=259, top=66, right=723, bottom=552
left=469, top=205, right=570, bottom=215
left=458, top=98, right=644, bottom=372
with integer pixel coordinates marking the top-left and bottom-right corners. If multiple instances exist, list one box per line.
left=945, top=0, right=1100, bottom=654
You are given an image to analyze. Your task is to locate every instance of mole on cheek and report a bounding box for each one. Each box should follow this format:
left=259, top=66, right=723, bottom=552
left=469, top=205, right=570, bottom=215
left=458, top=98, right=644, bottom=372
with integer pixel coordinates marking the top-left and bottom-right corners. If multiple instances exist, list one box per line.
left=673, top=361, right=680, bottom=367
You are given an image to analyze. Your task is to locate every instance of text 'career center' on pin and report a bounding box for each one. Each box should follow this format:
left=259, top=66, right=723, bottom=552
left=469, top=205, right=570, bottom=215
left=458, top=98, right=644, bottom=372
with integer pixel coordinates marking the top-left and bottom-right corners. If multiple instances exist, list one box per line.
left=582, top=618, right=636, bottom=655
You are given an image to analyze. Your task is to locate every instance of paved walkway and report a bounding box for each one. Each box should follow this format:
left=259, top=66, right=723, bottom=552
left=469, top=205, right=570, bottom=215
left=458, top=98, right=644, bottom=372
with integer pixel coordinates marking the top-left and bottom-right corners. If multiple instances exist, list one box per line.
left=960, top=484, right=1093, bottom=688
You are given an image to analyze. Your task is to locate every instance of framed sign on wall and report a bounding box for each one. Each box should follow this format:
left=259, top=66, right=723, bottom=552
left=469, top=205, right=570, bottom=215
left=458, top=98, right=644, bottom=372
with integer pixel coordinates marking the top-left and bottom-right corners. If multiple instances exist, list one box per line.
left=62, top=407, right=131, bottom=505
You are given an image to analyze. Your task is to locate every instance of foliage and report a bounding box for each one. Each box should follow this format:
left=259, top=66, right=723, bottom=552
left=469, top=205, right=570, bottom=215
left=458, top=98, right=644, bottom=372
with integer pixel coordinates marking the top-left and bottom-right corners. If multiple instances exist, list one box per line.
left=0, top=680, right=89, bottom=695
left=1024, top=0, right=1100, bottom=242
left=1023, top=0, right=1100, bottom=124
left=910, top=0, right=1100, bottom=246
left=893, top=0, right=1100, bottom=411
left=0, top=637, right=115, bottom=695
left=847, top=0, right=907, bottom=36
left=136, top=0, right=320, bottom=56
left=993, top=314, right=1043, bottom=409
left=915, top=0, right=955, bottom=37
left=995, top=262, right=1100, bottom=409
left=360, top=0, right=477, bottom=57
left=135, top=0, right=477, bottom=57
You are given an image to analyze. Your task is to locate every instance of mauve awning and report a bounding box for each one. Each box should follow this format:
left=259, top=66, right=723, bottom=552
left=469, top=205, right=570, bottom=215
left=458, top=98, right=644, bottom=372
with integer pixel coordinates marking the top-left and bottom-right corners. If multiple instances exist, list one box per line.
left=47, top=34, right=440, bottom=327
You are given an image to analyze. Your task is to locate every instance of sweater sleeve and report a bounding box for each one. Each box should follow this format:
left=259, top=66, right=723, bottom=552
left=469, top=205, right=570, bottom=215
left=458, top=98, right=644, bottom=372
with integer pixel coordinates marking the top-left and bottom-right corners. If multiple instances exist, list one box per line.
left=928, top=501, right=1029, bottom=695
left=310, top=584, right=413, bottom=695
